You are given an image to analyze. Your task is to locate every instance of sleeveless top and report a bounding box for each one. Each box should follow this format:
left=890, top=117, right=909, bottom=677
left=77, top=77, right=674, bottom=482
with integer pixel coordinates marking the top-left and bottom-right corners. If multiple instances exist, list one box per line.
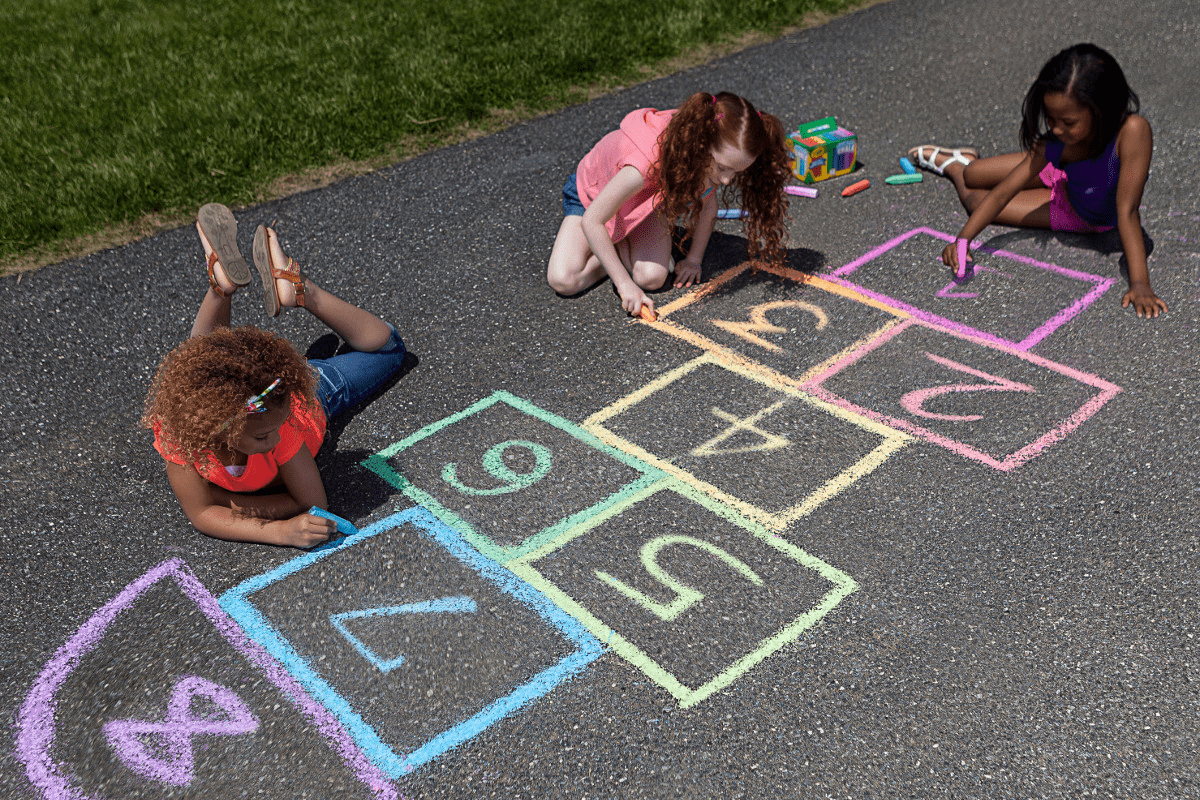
left=1043, top=134, right=1120, bottom=227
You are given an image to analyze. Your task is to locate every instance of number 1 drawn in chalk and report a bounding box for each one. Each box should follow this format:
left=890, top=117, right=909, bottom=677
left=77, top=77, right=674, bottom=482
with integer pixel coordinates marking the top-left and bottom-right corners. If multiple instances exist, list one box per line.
left=595, top=536, right=764, bottom=621
left=691, top=401, right=791, bottom=457
left=711, top=301, right=829, bottom=352
left=442, top=440, right=551, bottom=496
left=900, top=353, right=1035, bottom=422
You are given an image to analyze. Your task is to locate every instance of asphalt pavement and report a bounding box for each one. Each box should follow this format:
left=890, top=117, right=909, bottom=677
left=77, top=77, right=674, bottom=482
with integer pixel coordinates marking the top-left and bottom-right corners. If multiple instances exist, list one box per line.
left=3, top=0, right=1199, bottom=797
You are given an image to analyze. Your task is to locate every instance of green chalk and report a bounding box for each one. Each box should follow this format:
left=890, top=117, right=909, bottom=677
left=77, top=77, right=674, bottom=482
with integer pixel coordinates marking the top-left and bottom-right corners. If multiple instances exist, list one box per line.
left=885, top=173, right=924, bottom=185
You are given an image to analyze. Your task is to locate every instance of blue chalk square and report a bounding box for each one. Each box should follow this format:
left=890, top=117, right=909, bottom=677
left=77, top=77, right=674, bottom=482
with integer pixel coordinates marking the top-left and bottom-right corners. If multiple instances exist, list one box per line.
left=219, top=507, right=603, bottom=777
left=362, top=391, right=663, bottom=564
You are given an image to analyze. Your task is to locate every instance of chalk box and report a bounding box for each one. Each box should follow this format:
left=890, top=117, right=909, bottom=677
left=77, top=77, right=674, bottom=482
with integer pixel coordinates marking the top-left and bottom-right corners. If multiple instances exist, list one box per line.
left=788, top=117, right=858, bottom=183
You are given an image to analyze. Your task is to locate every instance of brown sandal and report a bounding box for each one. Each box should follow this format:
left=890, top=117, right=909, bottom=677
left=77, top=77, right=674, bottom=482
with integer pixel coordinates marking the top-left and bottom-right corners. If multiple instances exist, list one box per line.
left=198, top=203, right=251, bottom=292
left=253, top=224, right=305, bottom=317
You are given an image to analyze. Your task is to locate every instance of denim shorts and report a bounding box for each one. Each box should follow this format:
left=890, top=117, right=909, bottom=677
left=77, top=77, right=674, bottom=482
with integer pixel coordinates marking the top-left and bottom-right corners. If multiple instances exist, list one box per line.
left=311, top=326, right=407, bottom=420
left=562, top=173, right=585, bottom=217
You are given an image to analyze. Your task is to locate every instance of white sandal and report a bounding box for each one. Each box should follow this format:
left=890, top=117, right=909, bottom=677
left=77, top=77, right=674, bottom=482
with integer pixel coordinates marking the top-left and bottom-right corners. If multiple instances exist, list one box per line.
left=909, top=144, right=979, bottom=176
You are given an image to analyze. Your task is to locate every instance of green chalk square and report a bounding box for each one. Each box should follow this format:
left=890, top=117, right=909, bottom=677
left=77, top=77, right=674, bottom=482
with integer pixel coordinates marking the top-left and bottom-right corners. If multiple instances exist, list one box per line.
left=509, top=478, right=858, bottom=708
left=363, top=391, right=662, bottom=564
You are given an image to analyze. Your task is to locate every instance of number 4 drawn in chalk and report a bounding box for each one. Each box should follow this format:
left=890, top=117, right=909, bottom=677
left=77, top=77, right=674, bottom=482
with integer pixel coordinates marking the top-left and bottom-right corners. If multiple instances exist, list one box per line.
left=900, top=353, right=1034, bottom=422
left=330, top=597, right=478, bottom=673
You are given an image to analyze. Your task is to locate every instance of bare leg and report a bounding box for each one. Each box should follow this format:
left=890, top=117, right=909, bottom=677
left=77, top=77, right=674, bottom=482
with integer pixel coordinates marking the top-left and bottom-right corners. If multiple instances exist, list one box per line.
left=265, top=228, right=394, bottom=353
left=191, top=221, right=239, bottom=338
left=547, top=216, right=605, bottom=294
left=625, top=214, right=672, bottom=290
left=918, top=148, right=1054, bottom=230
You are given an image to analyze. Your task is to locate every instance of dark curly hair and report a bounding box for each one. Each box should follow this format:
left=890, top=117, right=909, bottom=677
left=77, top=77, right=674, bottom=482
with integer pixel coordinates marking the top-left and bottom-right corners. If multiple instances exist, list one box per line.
left=651, top=91, right=790, bottom=264
left=142, top=326, right=318, bottom=464
left=1019, top=43, right=1139, bottom=156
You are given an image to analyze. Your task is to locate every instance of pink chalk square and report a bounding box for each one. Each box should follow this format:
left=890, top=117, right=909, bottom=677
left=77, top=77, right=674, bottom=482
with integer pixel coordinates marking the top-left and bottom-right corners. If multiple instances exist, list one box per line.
left=802, top=319, right=1122, bottom=471
left=828, top=226, right=1116, bottom=350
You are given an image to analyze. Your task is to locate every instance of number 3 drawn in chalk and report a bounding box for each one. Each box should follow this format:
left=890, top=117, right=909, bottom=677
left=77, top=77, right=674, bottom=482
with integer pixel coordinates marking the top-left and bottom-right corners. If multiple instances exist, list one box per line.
left=595, top=535, right=764, bottom=621
left=711, top=301, right=829, bottom=352
left=442, top=440, right=552, bottom=496
left=900, top=353, right=1035, bottom=422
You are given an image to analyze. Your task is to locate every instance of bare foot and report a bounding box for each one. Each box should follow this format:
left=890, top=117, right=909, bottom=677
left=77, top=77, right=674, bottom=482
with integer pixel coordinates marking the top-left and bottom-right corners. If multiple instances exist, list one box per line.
left=197, top=221, right=240, bottom=295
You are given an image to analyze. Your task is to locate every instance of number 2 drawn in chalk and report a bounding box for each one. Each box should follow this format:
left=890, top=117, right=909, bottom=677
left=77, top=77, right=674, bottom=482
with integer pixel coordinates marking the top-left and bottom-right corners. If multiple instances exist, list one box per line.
left=442, top=440, right=552, bottom=496
left=900, top=353, right=1035, bottom=422
left=595, top=535, right=764, bottom=621
left=691, top=401, right=791, bottom=457
left=711, top=301, right=829, bottom=352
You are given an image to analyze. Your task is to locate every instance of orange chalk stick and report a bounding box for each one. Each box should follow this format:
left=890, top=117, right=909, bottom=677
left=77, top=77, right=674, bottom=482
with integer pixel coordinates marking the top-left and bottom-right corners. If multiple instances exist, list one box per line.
left=638, top=305, right=657, bottom=322
left=841, top=179, right=871, bottom=197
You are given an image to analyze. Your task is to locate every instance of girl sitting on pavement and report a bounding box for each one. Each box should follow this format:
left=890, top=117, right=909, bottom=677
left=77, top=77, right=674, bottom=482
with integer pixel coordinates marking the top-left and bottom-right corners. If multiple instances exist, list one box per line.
left=143, top=204, right=407, bottom=548
left=909, top=43, right=1166, bottom=318
left=547, top=91, right=790, bottom=318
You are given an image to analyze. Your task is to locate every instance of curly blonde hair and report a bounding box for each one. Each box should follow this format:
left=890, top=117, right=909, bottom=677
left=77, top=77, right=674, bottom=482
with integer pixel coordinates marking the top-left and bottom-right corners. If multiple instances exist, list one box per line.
left=142, top=326, right=318, bottom=463
left=651, top=91, right=790, bottom=264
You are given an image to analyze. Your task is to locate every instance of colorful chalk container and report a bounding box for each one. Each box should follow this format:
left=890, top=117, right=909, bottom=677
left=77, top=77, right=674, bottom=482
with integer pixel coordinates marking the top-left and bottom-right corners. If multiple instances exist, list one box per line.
left=788, top=117, right=858, bottom=184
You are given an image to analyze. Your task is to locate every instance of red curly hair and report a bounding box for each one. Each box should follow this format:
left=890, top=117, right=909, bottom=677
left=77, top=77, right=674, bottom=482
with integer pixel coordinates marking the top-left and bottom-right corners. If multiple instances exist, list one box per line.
left=142, top=326, right=318, bottom=464
left=651, top=91, right=790, bottom=264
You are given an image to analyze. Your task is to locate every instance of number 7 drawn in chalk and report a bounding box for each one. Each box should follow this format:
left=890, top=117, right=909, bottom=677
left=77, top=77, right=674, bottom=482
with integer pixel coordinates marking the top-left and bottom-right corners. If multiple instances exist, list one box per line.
left=710, top=301, right=829, bottom=352
left=595, top=535, right=764, bottom=621
left=900, top=353, right=1035, bottom=422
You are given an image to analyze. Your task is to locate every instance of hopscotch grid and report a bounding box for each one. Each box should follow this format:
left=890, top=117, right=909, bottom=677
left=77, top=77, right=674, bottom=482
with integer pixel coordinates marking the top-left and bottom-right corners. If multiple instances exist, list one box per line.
left=583, top=352, right=910, bottom=531
left=508, top=477, right=858, bottom=708
left=219, top=507, right=604, bottom=777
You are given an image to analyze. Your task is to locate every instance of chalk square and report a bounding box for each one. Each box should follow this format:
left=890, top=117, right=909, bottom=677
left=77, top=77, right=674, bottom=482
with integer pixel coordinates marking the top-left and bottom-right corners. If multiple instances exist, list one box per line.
left=585, top=354, right=908, bottom=531
left=363, top=391, right=662, bottom=563
left=509, top=480, right=858, bottom=708
left=827, top=226, right=1115, bottom=350
left=802, top=319, right=1122, bottom=471
left=220, top=508, right=603, bottom=777
left=647, top=261, right=906, bottom=389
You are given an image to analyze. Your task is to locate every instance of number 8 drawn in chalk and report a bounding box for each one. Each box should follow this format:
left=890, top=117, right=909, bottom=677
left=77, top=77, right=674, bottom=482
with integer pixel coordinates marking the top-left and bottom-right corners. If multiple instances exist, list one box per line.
left=441, top=440, right=552, bottom=496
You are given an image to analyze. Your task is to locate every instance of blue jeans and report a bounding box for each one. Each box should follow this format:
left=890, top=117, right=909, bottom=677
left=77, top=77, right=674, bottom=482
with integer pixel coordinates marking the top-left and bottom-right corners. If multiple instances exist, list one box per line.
left=311, top=326, right=406, bottom=420
left=562, top=173, right=585, bottom=217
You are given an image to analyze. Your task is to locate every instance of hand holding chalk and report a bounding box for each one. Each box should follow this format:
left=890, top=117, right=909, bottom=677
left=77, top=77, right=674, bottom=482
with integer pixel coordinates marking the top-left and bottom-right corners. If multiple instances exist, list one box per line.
left=955, top=238, right=970, bottom=279
left=308, top=506, right=359, bottom=537
left=637, top=304, right=657, bottom=322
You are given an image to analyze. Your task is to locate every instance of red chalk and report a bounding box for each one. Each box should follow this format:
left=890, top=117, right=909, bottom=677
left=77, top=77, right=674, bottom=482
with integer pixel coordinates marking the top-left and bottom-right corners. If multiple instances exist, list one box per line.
left=841, top=179, right=870, bottom=197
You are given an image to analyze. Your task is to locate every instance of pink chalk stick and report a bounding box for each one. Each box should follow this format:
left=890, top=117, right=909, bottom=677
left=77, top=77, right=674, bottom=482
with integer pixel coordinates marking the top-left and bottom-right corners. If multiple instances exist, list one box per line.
left=785, top=185, right=818, bottom=198
left=956, top=238, right=969, bottom=278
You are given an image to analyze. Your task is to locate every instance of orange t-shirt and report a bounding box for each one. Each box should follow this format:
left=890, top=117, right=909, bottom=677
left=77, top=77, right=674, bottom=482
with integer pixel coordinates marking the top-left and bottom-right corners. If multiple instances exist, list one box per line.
left=153, top=396, right=326, bottom=492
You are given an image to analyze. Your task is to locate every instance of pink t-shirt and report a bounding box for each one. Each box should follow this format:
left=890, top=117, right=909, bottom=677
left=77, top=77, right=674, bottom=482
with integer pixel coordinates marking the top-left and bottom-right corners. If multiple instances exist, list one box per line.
left=575, top=108, right=675, bottom=243
left=153, top=396, right=327, bottom=492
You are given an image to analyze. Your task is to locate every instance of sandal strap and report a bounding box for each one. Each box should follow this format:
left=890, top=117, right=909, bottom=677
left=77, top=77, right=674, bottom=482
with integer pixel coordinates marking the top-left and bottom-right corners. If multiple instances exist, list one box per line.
left=273, top=257, right=306, bottom=308
left=206, top=251, right=229, bottom=298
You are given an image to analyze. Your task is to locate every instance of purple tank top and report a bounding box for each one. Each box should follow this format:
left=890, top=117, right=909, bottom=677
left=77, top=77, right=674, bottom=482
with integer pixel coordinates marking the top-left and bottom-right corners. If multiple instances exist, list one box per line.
left=1044, top=134, right=1120, bottom=227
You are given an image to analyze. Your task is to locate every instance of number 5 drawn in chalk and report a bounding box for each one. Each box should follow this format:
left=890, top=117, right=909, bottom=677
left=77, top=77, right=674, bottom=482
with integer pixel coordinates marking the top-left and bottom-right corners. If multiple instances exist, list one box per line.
left=900, top=353, right=1035, bottom=422
left=711, top=301, right=829, bottom=352
left=595, top=535, right=764, bottom=621
left=442, top=440, right=552, bottom=496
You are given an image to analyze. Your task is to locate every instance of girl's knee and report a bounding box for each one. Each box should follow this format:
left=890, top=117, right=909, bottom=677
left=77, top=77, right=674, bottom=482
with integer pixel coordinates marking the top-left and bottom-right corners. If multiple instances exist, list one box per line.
left=633, top=263, right=669, bottom=290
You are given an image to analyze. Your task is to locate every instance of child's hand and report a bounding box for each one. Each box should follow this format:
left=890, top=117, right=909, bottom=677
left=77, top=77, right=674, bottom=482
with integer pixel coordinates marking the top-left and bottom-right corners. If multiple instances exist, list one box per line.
left=1121, top=285, right=1168, bottom=318
left=941, top=242, right=969, bottom=274
left=674, top=257, right=702, bottom=288
left=276, top=513, right=336, bottom=548
left=619, top=285, right=653, bottom=317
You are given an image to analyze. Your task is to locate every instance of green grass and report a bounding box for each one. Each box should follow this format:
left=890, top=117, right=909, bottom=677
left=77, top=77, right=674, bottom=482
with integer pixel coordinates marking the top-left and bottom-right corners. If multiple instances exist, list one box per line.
left=0, top=0, right=873, bottom=269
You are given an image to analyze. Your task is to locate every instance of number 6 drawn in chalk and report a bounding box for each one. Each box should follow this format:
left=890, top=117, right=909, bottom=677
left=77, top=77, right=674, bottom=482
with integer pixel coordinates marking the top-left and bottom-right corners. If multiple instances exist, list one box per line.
left=711, top=300, right=829, bottom=352
left=595, top=535, right=764, bottom=621
left=441, top=440, right=552, bottom=496
left=900, top=353, right=1035, bottom=422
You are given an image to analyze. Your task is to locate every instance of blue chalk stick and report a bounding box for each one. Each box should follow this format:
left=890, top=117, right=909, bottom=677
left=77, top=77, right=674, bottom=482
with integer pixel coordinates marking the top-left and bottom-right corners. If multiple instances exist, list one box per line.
left=308, top=506, right=359, bottom=536
left=717, top=208, right=747, bottom=219
left=899, top=157, right=917, bottom=175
